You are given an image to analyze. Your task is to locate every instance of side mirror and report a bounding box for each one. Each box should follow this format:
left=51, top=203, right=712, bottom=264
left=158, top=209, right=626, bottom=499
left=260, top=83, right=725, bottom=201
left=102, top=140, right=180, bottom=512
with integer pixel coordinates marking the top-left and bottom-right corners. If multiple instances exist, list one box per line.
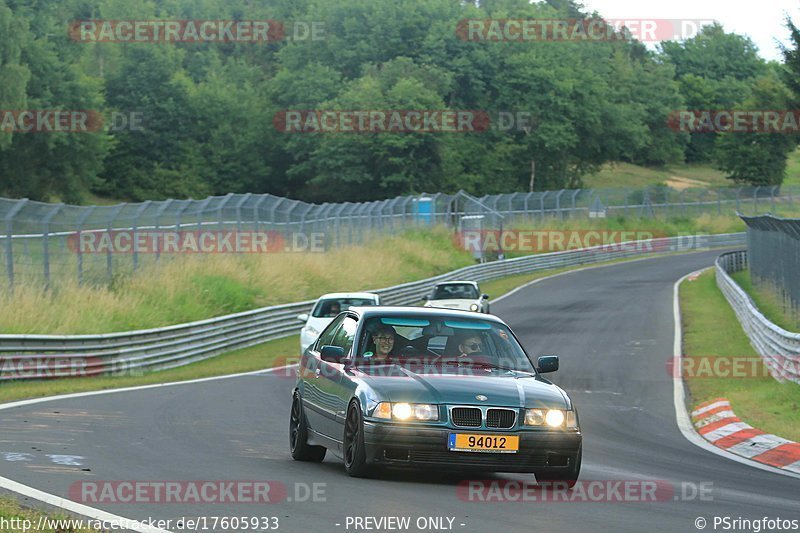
left=297, top=313, right=309, bottom=322
left=536, top=355, right=559, bottom=373
left=481, top=293, right=489, bottom=300
left=320, top=345, right=346, bottom=363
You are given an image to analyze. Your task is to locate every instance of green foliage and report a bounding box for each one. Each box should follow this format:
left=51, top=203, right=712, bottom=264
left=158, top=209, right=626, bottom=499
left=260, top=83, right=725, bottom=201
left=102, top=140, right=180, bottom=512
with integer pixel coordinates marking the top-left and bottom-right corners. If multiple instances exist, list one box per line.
left=0, top=1, right=793, bottom=201
left=660, top=24, right=769, bottom=165
left=712, top=73, right=799, bottom=185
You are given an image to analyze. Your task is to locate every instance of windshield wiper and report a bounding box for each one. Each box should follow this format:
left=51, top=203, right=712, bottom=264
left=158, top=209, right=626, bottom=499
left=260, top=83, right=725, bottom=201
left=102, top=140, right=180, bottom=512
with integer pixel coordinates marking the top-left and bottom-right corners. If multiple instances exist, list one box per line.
left=442, top=359, right=536, bottom=375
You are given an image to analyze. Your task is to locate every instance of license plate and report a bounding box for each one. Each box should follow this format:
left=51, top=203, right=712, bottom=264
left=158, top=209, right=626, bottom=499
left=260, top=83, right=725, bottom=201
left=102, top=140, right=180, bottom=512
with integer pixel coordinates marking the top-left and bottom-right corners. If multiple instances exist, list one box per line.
left=448, top=433, right=519, bottom=453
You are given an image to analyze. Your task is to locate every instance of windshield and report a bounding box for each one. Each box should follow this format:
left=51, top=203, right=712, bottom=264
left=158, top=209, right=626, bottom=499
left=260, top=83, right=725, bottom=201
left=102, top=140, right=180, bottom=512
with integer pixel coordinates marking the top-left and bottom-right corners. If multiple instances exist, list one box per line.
left=431, top=283, right=479, bottom=300
left=311, top=298, right=377, bottom=318
left=356, top=316, right=535, bottom=373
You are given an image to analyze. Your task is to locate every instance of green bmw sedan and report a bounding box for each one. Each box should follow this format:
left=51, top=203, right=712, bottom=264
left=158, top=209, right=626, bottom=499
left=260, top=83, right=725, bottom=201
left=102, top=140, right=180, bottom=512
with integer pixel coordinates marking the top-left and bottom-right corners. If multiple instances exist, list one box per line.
left=289, top=306, right=581, bottom=485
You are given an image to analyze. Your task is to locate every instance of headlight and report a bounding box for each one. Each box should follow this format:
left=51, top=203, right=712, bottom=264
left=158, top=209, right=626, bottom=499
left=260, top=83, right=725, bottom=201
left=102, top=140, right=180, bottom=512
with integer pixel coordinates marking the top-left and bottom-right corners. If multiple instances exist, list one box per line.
left=545, top=409, right=564, bottom=427
left=524, top=409, right=578, bottom=429
left=469, top=303, right=480, bottom=311
left=303, top=325, right=320, bottom=336
left=372, top=402, right=438, bottom=421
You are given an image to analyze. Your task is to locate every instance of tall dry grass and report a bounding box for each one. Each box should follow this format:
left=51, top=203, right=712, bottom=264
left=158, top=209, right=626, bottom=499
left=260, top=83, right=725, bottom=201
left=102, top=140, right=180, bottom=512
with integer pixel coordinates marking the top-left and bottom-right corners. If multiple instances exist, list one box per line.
left=0, top=227, right=472, bottom=334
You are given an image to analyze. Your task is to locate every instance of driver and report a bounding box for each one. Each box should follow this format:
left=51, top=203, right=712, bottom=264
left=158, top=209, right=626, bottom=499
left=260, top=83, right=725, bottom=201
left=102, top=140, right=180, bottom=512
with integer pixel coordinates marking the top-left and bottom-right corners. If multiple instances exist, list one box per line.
left=458, top=333, right=484, bottom=358
left=370, top=324, right=396, bottom=361
left=327, top=302, right=341, bottom=317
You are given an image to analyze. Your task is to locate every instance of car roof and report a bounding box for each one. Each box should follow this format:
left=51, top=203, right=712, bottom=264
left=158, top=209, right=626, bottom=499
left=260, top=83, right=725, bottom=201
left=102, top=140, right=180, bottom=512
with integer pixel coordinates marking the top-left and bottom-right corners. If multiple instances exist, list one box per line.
left=316, top=292, right=380, bottom=300
left=433, top=280, right=479, bottom=287
left=347, top=305, right=504, bottom=324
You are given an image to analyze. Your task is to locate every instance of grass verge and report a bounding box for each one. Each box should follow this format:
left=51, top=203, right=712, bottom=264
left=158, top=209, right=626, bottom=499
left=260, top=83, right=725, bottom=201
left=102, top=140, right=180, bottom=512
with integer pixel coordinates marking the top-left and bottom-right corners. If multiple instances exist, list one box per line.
left=730, top=270, right=800, bottom=332
left=680, top=269, right=800, bottom=441
left=0, top=496, right=97, bottom=533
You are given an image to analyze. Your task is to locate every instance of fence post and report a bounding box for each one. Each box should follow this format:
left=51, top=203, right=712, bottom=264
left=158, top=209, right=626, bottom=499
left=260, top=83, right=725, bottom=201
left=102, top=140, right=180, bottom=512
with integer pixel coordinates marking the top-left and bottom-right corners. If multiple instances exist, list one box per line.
left=555, top=189, right=565, bottom=220
left=253, top=195, right=269, bottom=233
left=234, top=193, right=252, bottom=235
left=42, top=204, right=64, bottom=288
left=753, top=186, right=760, bottom=214
left=4, top=198, right=28, bottom=289
left=285, top=200, right=301, bottom=246
left=75, top=205, right=96, bottom=285
left=105, top=204, right=126, bottom=283
left=131, top=201, right=151, bottom=272
left=770, top=185, right=777, bottom=213
left=216, top=193, right=235, bottom=231
left=153, top=199, right=174, bottom=262
left=571, top=190, right=580, bottom=219
left=540, top=191, right=548, bottom=221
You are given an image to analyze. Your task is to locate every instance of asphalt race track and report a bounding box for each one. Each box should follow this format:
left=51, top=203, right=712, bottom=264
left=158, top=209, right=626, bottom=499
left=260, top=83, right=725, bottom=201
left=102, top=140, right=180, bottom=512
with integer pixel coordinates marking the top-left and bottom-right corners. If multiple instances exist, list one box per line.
left=1, top=250, right=798, bottom=532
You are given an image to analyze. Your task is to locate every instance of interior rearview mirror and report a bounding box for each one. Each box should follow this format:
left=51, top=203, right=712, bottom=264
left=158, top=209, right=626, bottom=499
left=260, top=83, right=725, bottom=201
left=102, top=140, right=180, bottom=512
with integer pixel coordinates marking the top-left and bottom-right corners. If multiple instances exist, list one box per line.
left=536, top=355, right=559, bottom=373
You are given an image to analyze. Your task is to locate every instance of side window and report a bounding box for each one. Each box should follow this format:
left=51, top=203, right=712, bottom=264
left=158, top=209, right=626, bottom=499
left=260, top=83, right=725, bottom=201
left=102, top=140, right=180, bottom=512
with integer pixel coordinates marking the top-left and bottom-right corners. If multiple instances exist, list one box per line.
left=315, top=315, right=345, bottom=350
left=330, top=316, right=358, bottom=355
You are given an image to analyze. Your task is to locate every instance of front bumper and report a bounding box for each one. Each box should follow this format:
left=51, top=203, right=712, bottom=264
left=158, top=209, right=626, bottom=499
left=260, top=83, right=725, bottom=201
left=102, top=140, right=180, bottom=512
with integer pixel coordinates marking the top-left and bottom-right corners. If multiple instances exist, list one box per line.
left=363, top=421, right=581, bottom=473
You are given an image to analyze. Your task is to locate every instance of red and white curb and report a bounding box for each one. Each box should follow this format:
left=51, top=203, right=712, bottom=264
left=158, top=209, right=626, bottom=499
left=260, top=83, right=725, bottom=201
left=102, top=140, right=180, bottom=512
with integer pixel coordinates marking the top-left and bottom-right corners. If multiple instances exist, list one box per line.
left=692, top=398, right=800, bottom=474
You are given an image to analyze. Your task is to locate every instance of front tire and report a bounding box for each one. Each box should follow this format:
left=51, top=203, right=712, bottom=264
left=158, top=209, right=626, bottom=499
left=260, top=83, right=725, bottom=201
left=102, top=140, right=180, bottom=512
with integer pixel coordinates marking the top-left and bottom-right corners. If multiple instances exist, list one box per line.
left=289, top=393, right=326, bottom=462
left=343, top=401, right=369, bottom=477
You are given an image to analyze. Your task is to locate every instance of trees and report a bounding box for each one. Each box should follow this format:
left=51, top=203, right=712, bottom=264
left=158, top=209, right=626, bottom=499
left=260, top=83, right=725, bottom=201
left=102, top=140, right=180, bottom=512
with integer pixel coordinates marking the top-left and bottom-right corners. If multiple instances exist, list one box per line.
left=660, top=24, right=767, bottom=164
left=0, top=0, right=108, bottom=203
left=0, top=0, right=793, bottom=202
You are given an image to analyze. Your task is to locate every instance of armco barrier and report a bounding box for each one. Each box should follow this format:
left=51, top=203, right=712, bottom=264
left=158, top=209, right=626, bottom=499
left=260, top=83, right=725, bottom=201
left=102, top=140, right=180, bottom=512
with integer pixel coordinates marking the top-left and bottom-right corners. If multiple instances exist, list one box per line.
left=0, top=233, right=744, bottom=380
left=715, top=250, right=800, bottom=384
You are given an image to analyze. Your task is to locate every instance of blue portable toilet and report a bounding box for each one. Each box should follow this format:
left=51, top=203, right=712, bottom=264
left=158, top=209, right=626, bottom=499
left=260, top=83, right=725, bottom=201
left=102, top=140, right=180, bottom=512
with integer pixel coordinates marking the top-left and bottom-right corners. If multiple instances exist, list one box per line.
left=415, top=196, right=433, bottom=225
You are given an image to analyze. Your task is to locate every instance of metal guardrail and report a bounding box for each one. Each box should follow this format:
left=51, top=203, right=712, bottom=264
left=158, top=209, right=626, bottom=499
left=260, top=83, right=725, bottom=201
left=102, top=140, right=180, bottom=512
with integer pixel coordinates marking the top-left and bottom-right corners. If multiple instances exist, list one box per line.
left=715, top=250, right=800, bottom=384
left=0, top=233, right=745, bottom=380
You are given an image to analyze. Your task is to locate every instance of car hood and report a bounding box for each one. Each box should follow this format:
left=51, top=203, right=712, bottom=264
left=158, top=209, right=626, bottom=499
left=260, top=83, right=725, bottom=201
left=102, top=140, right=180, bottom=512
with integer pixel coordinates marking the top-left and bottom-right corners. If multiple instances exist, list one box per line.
left=425, top=299, right=479, bottom=310
left=352, top=365, right=568, bottom=409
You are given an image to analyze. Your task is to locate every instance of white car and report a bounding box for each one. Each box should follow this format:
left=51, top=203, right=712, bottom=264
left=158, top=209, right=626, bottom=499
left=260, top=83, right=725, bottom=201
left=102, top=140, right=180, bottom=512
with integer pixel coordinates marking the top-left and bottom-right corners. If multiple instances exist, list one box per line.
left=297, top=292, right=381, bottom=354
left=423, top=280, right=490, bottom=313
